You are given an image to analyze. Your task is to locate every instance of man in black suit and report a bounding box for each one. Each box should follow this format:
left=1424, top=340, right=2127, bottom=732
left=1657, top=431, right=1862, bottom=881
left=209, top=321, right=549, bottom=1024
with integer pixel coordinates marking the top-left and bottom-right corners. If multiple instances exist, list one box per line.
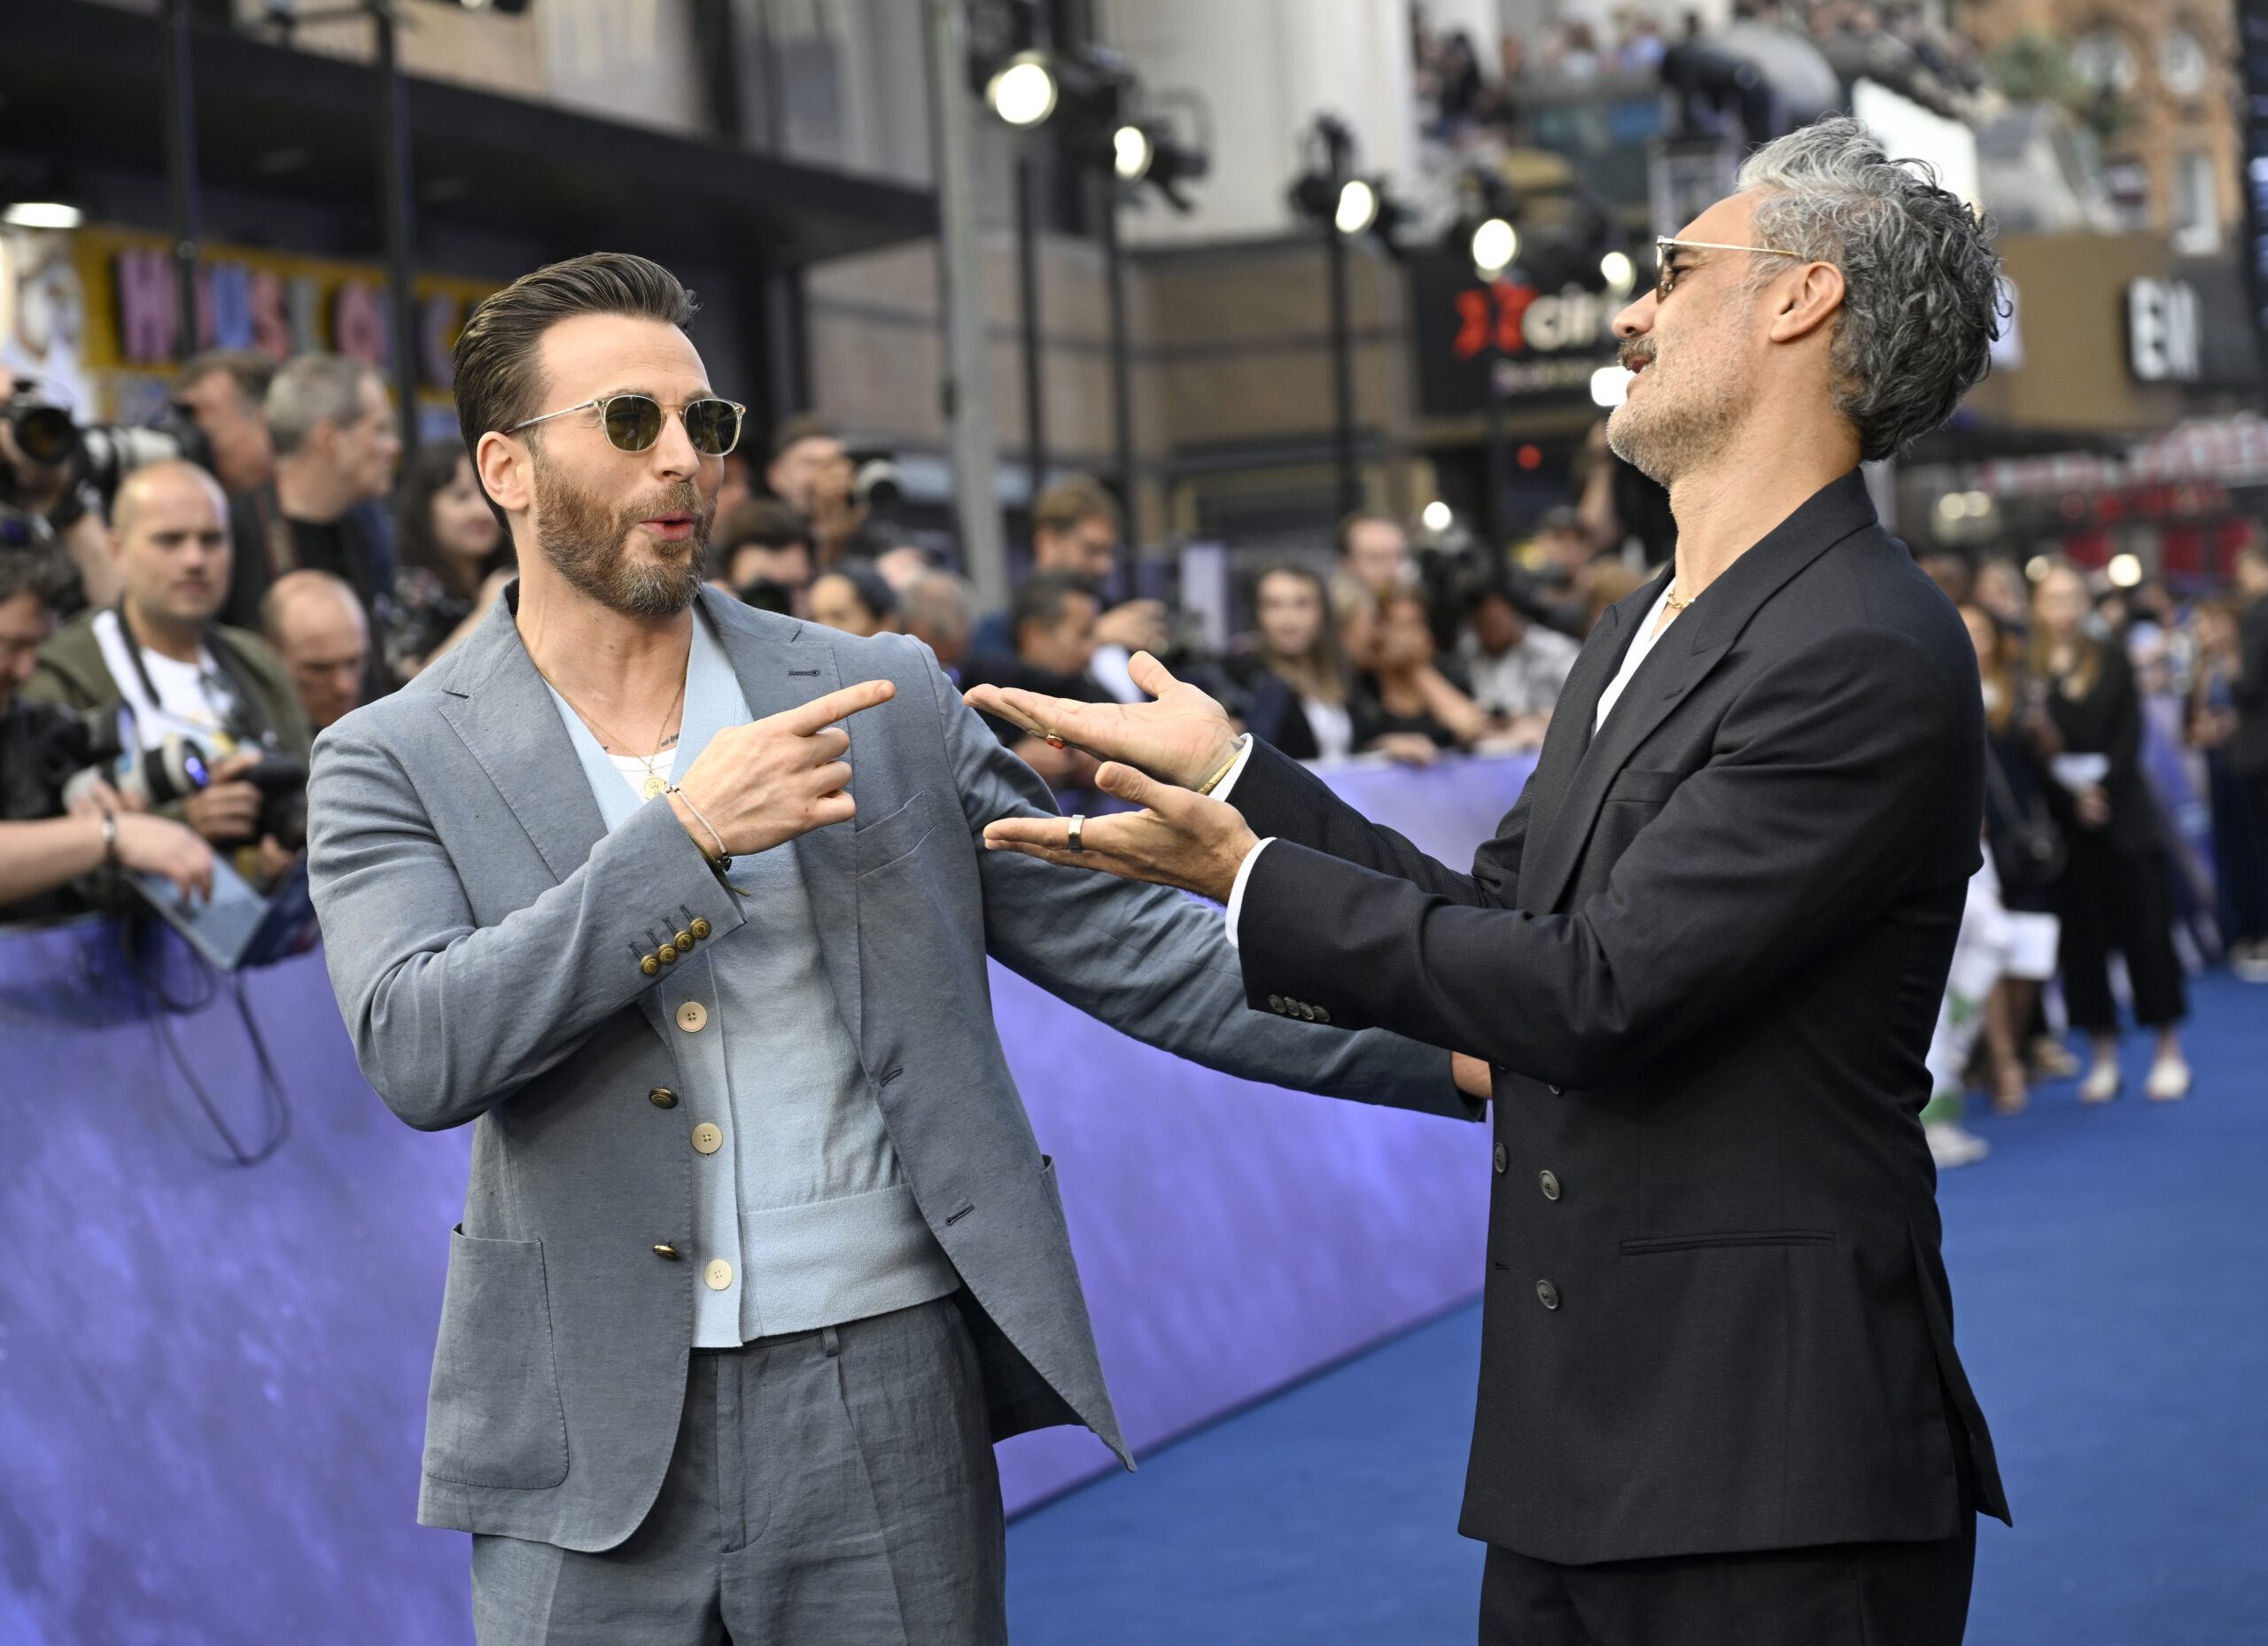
left=969, top=118, right=2009, bottom=1644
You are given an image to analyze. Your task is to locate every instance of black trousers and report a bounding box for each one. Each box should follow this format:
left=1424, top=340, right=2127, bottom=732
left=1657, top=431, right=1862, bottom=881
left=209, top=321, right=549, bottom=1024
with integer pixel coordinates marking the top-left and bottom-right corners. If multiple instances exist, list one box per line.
left=1478, top=1522, right=1975, bottom=1646
left=2055, top=832, right=2186, bottom=1030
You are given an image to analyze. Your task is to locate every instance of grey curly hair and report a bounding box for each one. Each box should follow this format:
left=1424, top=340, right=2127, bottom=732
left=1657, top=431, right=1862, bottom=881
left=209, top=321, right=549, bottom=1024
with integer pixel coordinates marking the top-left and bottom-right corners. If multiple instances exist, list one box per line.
left=1736, top=117, right=2001, bottom=462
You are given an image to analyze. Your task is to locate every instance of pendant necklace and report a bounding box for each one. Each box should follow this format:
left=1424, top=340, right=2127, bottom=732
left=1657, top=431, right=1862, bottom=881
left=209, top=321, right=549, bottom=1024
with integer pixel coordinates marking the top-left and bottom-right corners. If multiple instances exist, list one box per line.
left=541, top=664, right=687, bottom=801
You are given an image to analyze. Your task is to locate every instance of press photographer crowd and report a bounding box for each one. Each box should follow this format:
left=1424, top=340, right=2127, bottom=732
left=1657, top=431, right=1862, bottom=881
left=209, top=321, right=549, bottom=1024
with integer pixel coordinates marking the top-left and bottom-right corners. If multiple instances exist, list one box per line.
left=5, top=336, right=2264, bottom=1169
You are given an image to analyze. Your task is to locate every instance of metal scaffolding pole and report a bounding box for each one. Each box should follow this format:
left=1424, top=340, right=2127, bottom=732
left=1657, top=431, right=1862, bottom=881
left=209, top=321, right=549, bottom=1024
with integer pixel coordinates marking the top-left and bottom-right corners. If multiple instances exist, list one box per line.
left=159, top=0, right=204, bottom=361
left=1326, top=221, right=1359, bottom=518
left=1015, top=147, right=1048, bottom=504
left=372, top=1, right=422, bottom=457
left=922, top=0, right=1006, bottom=611
left=1099, top=175, right=1135, bottom=529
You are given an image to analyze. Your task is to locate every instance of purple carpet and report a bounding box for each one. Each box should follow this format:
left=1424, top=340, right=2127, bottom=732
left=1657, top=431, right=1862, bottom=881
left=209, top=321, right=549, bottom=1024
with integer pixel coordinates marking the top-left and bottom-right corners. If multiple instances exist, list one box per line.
left=0, top=752, right=1530, bottom=1644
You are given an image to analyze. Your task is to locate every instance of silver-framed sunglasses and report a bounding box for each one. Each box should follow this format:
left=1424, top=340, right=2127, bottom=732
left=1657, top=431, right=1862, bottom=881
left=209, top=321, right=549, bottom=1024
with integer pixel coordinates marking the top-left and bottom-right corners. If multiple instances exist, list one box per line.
left=506, top=393, right=747, bottom=457
left=1651, top=237, right=1807, bottom=303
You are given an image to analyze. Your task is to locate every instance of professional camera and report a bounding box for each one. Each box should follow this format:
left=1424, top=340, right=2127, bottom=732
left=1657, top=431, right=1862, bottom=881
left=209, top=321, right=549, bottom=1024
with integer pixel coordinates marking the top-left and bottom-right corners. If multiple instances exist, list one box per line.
left=36, top=707, right=308, bottom=850
left=1, top=378, right=215, bottom=511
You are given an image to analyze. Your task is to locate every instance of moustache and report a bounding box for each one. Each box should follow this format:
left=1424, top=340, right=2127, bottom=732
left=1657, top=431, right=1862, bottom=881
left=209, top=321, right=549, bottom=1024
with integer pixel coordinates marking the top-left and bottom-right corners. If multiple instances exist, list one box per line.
left=1618, top=338, right=1656, bottom=372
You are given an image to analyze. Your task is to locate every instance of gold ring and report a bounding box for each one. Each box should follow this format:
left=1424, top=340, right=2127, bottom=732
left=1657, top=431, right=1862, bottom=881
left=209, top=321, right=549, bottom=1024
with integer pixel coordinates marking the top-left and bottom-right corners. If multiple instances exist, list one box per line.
left=1068, top=813, right=1084, bottom=852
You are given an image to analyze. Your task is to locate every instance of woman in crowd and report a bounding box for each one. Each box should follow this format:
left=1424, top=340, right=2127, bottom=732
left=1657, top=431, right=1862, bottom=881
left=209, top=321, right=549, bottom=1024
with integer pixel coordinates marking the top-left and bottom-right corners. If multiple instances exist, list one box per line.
left=1962, top=602, right=2062, bottom=1114
left=1350, top=586, right=1489, bottom=765
left=2187, top=597, right=2268, bottom=974
left=388, top=441, right=512, bottom=682
left=1227, top=564, right=1355, bottom=762
left=2025, top=562, right=2191, bottom=1102
left=807, top=562, right=899, bottom=639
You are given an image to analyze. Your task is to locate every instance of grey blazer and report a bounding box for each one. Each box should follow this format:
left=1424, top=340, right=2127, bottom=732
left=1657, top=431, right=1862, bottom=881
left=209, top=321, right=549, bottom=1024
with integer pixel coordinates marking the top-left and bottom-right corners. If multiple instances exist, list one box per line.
left=307, top=586, right=1459, bottom=1550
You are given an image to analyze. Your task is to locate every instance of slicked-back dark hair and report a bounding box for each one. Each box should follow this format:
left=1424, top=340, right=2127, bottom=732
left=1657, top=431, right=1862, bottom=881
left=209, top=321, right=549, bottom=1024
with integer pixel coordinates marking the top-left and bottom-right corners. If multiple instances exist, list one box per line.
left=451, top=252, right=696, bottom=461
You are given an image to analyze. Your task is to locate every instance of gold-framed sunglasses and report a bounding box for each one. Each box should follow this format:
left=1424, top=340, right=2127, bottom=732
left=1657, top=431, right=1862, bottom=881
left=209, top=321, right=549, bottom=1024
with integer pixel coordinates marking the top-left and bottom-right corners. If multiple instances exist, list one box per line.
left=506, top=393, right=747, bottom=456
left=1651, top=237, right=1807, bottom=304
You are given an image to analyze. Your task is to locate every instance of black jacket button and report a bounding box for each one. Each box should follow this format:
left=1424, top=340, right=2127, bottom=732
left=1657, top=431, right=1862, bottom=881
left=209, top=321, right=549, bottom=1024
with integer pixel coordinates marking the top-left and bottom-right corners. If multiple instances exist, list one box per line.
left=1535, top=1279, right=1560, bottom=1310
left=1493, top=1141, right=1508, bottom=1174
left=1539, top=1169, right=1561, bottom=1201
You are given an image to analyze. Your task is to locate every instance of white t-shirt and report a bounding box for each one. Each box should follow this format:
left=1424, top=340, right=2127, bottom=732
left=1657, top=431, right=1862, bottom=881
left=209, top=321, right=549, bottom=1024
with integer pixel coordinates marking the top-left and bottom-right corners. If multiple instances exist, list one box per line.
left=606, top=746, right=680, bottom=803
left=92, top=609, right=239, bottom=751
left=1592, top=580, right=1679, bottom=732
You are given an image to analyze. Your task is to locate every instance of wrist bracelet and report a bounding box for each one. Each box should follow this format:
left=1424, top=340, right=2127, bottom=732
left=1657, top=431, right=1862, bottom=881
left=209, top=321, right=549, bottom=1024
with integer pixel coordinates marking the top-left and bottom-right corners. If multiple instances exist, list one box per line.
left=664, top=784, right=732, bottom=873
left=1195, top=735, right=1250, bottom=797
left=99, top=810, right=119, bottom=867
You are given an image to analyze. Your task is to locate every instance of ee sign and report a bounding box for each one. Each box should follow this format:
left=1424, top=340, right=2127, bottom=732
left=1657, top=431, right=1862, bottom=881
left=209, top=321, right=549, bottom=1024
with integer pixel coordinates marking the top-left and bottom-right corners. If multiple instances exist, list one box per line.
left=2127, top=277, right=2201, bottom=383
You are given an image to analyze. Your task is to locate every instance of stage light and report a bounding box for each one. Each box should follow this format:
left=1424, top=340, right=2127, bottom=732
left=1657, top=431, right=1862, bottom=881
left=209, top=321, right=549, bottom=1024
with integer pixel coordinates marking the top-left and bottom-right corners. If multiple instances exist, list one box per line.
left=1470, top=217, right=1518, bottom=275
left=988, top=56, right=1058, bottom=128
left=1113, top=124, right=1153, bottom=182
left=1600, top=251, right=1635, bottom=294
left=2108, top=552, right=2143, bottom=587
left=1422, top=500, right=1453, bottom=532
left=1334, top=179, right=1379, bottom=237
left=3, top=203, right=82, bottom=230
left=1591, top=366, right=1631, bottom=408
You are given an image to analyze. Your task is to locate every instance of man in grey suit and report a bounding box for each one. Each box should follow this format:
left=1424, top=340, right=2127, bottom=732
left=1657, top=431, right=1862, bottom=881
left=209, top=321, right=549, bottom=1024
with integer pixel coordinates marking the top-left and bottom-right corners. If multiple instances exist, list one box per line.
left=306, top=252, right=1457, bottom=1644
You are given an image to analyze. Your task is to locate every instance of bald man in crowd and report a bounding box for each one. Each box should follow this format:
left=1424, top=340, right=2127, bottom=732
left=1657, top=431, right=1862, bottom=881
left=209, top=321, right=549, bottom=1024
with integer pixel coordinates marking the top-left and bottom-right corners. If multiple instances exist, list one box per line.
left=262, top=570, right=369, bottom=732
left=26, top=462, right=310, bottom=868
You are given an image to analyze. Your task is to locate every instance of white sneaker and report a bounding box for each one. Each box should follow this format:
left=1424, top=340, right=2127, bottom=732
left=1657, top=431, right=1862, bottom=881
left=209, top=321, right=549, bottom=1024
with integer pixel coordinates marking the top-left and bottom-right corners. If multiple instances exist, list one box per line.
left=2078, top=1060, right=2121, bottom=1104
left=2234, top=955, right=2268, bottom=984
left=2145, top=1057, right=2192, bottom=1102
left=1926, top=1122, right=1991, bottom=1168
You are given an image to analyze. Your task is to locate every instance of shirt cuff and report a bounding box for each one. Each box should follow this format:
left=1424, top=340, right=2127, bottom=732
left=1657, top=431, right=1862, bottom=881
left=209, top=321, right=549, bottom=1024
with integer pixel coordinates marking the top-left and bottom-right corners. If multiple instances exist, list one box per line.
left=1208, top=734, right=1258, bottom=804
left=1223, top=836, right=1274, bottom=950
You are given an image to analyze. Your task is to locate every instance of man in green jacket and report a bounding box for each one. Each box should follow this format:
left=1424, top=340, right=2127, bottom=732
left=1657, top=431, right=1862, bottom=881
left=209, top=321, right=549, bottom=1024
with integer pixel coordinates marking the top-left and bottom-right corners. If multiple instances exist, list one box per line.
left=24, top=460, right=310, bottom=879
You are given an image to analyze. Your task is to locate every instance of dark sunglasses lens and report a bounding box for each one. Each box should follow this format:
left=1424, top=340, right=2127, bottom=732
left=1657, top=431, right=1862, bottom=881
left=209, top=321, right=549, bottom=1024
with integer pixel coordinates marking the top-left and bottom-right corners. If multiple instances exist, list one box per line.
left=683, top=400, right=742, bottom=456
left=602, top=396, right=664, bottom=452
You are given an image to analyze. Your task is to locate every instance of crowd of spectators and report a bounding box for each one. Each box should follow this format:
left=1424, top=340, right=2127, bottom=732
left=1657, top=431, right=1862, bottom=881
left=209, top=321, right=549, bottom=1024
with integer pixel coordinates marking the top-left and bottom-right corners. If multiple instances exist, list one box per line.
left=4, top=342, right=2266, bottom=1185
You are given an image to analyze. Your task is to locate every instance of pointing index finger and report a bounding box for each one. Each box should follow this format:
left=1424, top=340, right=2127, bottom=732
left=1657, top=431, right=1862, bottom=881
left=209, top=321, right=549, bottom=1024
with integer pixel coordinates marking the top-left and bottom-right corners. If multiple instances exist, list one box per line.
left=781, top=678, right=896, bottom=734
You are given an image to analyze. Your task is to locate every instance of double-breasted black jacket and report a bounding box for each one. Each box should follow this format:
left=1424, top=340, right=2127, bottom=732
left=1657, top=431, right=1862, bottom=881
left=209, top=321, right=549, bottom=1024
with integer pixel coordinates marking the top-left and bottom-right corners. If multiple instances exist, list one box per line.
left=1232, top=470, right=2010, bottom=1565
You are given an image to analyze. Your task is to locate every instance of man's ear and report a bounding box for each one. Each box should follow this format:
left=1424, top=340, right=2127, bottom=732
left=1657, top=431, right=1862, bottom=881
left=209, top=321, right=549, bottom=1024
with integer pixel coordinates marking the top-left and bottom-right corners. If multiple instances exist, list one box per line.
left=477, top=430, right=531, bottom=518
left=1767, top=261, right=1845, bottom=346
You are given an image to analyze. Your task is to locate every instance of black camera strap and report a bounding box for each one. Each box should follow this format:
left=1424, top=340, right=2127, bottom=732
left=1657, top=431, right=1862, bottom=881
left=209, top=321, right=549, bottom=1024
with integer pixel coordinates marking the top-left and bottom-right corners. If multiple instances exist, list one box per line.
left=109, top=601, right=277, bottom=751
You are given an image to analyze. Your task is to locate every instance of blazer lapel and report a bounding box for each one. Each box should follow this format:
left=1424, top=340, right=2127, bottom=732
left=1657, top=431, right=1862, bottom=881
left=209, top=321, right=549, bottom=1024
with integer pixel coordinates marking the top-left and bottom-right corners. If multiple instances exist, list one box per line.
left=432, top=589, right=609, bottom=886
left=1517, top=470, right=1881, bottom=915
left=1511, top=577, right=1654, bottom=854
left=703, top=592, right=866, bottom=1048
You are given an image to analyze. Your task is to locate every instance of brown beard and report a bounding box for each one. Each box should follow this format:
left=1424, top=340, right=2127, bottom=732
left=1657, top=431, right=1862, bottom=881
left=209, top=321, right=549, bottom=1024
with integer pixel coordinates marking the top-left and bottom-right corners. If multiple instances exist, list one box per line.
left=531, top=449, right=711, bottom=619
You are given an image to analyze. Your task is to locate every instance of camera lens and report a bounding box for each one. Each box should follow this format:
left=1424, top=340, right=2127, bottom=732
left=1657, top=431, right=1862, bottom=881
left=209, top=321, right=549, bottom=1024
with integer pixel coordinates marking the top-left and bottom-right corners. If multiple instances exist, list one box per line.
left=12, top=405, right=80, bottom=465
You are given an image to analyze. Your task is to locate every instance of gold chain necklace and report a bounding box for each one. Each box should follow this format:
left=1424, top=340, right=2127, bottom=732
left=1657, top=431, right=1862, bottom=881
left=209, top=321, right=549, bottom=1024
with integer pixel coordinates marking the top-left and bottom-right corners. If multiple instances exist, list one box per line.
left=537, top=663, right=687, bottom=801
left=1663, top=585, right=1694, bottom=611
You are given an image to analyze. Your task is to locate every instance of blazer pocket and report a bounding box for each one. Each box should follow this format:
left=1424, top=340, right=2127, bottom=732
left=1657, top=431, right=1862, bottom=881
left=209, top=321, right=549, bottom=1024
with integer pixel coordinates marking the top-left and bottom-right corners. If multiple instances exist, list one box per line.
left=853, top=789, right=933, bottom=878
left=423, top=1229, right=570, bottom=1490
left=1604, top=767, right=1682, bottom=805
left=1619, top=1230, right=1836, bottom=1255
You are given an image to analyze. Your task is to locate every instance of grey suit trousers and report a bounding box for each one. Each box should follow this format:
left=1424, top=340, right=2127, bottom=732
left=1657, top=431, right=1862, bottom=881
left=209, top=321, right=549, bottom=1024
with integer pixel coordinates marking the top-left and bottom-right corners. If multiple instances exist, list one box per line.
left=470, top=1294, right=1005, bottom=1646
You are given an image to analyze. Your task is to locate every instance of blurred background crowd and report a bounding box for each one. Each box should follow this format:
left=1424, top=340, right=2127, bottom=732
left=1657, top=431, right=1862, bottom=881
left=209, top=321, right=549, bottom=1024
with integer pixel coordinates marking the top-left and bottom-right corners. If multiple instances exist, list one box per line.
left=6, top=0, right=2268, bottom=1169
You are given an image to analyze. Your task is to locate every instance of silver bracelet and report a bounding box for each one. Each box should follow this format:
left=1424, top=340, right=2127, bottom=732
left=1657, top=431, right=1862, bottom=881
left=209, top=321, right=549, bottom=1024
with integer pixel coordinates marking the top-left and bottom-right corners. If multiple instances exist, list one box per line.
left=99, top=810, right=119, bottom=867
left=664, top=784, right=731, bottom=872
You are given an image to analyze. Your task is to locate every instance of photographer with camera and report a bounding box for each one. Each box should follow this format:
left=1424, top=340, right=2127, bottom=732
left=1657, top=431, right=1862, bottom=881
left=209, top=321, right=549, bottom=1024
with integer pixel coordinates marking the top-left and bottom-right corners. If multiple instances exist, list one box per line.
left=22, top=462, right=310, bottom=887
left=171, top=349, right=277, bottom=496
left=0, top=524, right=212, bottom=924
left=0, top=383, right=119, bottom=610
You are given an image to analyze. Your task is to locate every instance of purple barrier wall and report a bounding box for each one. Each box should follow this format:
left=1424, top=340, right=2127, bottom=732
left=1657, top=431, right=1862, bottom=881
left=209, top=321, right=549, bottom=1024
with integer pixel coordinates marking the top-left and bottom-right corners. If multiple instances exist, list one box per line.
left=0, top=752, right=1531, bottom=1645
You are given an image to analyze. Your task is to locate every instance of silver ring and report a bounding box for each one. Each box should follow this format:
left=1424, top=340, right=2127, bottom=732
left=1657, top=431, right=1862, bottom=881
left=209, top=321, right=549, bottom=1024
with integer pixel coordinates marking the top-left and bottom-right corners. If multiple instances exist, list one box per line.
left=1067, top=813, right=1084, bottom=852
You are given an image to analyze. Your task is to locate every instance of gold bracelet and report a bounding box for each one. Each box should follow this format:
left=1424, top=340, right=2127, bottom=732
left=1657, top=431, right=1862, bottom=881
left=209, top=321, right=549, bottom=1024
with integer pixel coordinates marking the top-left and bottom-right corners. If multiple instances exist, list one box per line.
left=1195, top=735, right=1250, bottom=797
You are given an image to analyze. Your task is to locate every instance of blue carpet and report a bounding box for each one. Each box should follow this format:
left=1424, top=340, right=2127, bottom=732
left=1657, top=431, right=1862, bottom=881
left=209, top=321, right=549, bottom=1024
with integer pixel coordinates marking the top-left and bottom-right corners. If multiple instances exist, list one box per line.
left=1006, top=971, right=2268, bottom=1644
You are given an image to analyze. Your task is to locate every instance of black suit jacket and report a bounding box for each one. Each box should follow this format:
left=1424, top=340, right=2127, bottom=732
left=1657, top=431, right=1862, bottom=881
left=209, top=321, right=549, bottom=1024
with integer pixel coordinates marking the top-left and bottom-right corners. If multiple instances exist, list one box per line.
left=1232, top=471, right=2009, bottom=1564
